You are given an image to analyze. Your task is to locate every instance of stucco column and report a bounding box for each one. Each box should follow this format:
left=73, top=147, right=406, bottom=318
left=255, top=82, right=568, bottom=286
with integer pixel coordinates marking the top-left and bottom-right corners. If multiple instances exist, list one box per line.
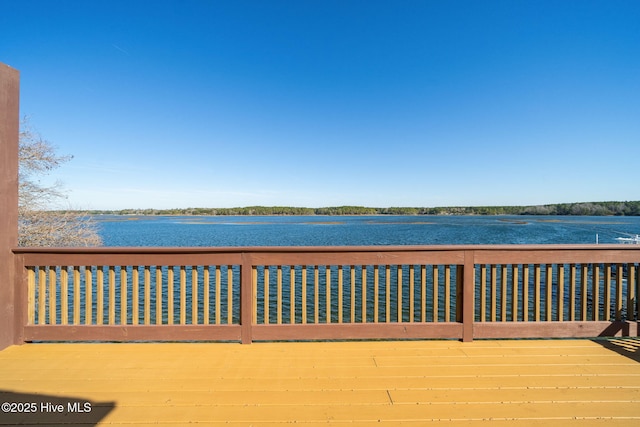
left=0, top=63, right=20, bottom=350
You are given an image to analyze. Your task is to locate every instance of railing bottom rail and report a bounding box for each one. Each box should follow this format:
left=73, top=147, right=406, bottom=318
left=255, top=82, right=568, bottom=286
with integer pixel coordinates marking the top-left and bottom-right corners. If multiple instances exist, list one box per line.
left=23, top=325, right=241, bottom=342
left=474, top=320, right=639, bottom=339
left=22, top=321, right=639, bottom=343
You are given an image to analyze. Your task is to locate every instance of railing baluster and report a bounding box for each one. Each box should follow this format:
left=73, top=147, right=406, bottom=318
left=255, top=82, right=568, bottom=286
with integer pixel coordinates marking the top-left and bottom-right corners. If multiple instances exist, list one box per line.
left=480, top=265, right=487, bottom=322
left=628, top=263, right=636, bottom=321
left=301, top=266, right=307, bottom=324
left=263, top=266, right=270, bottom=325
left=202, top=265, right=210, bottom=325
left=444, top=265, right=451, bottom=322
left=456, top=264, right=463, bottom=323
left=557, top=264, right=565, bottom=322
left=546, top=265, right=553, bottom=322
left=277, top=266, right=283, bottom=325
left=633, top=265, right=640, bottom=321
left=501, top=265, right=508, bottom=322
left=592, top=264, right=599, bottom=321
left=409, top=265, right=415, bottom=323
left=228, top=266, right=233, bottom=325
left=490, top=264, right=497, bottom=322
left=581, top=264, right=588, bottom=321
left=616, top=264, right=623, bottom=321
left=85, top=266, right=92, bottom=325
left=362, top=266, right=367, bottom=323
left=213, top=266, right=220, bottom=325
left=522, top=264, right=529, bottom=321
left=204, top=266, right=211, bottom=325
left=632, top=265, right=640, bottom=321
left=132, top=267, right=139, bottom=325
left=433, top=265, right=439, bottom=322
left=385, top=265, right=391, bottom=323
left=107, top=266, right=114, bottom=326
left=180, top=266, right=186, bottom=325
left=604, top=264, right=611, bottom=321
left=156, top=266, right=162, bottom=325
left=511, top=264, right=519, bottom=322
left=27, top=266, right=36, bottom=325
left=252, top=266, right=258, bottom=325
left=373, top=264, right=380, bottom=323
left=96, top=267, right=104, bottom=326
left=38, top=266, right=46, bottom=325
left=325, top=266, right=330, bottom=324
left=290, top=266, right=296, bottom=324
left=120, top=266, right=127, bottom=325
left=167, top=267, right=174, bottom=325
left=534, top=264, right=541, bottom=322
left=374, top=265, right=379, bottom=323
left=337, top=266, right=343, bottom=324
left=350, top=266, right=356, bottom=323
left=192, top=266, right=198, bottom=325
left=144, top=266, right=151, bottom=325
left=60, top=268, right=67, bottom=325
left=314, top=266, right=319, bottom=324
left=396, top=265, right=402, bottom=323
left=47, top=267, right=55, bottom=325
left=421, top=265, right=426, bottom=323
left=570, top=264, right=577, bottom=321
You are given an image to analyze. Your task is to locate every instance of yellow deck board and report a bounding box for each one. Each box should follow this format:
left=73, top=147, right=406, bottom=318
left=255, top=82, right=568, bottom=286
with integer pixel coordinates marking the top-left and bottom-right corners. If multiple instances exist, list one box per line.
left=1, top=339, right=639, bottom=426
left=3, top=422, right=638, bottom=427
left=97, top=402, right=639, bottom=422
left=3, top=375, right=640, bottom=394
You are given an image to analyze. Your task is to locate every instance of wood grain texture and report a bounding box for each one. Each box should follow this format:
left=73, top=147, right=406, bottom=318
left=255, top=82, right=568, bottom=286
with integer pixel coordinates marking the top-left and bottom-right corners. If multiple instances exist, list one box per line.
left=0, top=339, right=638, bottom=426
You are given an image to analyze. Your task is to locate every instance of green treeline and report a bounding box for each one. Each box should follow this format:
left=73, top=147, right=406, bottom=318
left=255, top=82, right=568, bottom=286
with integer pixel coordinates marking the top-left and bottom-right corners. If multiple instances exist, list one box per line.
left=82, top=201, right=640, bottom=216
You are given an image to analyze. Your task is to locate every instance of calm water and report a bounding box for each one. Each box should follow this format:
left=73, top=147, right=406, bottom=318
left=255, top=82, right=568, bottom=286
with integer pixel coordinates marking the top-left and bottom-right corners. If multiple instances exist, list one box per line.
left=95, top=215, right=640, bottom=246
left=48, top=214, right=638, bottom=327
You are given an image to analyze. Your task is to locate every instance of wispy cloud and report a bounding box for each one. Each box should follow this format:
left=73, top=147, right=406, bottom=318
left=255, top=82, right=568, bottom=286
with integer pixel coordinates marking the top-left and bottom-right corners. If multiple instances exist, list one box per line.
left=67, top=186, right=284, bottom=210
left=108, top=187, right=279, bottom=199
left=111, top=44, right=130, bottom=56
left=65, top=163, right=153, bottom=174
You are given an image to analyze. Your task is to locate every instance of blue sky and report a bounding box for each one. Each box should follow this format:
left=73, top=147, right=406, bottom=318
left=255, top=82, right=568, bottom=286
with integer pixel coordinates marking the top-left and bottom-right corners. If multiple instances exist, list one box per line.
left=2, top=1, right=639, bottom=210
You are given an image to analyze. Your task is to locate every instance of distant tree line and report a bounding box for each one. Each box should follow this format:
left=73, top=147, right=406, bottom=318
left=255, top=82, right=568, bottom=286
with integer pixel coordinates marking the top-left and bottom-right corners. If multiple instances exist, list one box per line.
left=74, top=201, right=640, bottom=216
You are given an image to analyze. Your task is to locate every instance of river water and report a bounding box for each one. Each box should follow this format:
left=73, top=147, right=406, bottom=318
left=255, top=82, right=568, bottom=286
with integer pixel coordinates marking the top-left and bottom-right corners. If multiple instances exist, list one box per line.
left=95, top=215, right=640, bottom=246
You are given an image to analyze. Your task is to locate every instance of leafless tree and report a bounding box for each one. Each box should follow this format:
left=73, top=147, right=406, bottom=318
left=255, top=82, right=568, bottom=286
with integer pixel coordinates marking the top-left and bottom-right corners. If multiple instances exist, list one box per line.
left=18, top=118, right=102, bottom=246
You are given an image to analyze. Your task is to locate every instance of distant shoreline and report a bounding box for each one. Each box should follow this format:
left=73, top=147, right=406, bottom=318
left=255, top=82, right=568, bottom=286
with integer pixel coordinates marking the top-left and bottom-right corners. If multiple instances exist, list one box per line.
left=61, top=201, right=640, bottom=217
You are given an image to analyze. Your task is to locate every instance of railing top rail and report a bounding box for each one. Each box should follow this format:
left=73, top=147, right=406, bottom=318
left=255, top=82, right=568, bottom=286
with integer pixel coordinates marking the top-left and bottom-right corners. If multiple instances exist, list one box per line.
left=12, top=244, right=640, bottom=255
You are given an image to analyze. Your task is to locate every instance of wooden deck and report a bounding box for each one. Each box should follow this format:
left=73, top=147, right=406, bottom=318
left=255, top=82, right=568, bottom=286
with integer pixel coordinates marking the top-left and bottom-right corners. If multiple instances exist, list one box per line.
left=1, top=339, right=639, bottom=426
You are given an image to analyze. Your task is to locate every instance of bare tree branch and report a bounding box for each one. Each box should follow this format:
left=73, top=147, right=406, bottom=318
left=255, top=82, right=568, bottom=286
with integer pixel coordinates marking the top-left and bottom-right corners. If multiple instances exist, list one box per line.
left=19, top=117, right=102, bottom=247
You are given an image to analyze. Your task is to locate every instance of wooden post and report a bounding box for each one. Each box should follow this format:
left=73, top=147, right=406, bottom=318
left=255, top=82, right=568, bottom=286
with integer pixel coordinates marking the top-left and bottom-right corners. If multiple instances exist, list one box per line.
left=240, top=253, right=253, bottom=343
left=0, top=63, right=20, bottom=350
left=462, top=250, right=475, bottom=342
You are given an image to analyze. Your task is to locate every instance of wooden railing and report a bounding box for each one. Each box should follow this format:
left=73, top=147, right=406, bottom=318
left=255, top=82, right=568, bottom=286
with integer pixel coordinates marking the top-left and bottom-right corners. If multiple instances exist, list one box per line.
left=12, top=245, right=640, bottom=343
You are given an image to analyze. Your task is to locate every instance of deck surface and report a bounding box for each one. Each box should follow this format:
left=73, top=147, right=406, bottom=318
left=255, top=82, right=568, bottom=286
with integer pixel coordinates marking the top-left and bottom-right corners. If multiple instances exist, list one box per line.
left=0, top=339, right=639, bottom=426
